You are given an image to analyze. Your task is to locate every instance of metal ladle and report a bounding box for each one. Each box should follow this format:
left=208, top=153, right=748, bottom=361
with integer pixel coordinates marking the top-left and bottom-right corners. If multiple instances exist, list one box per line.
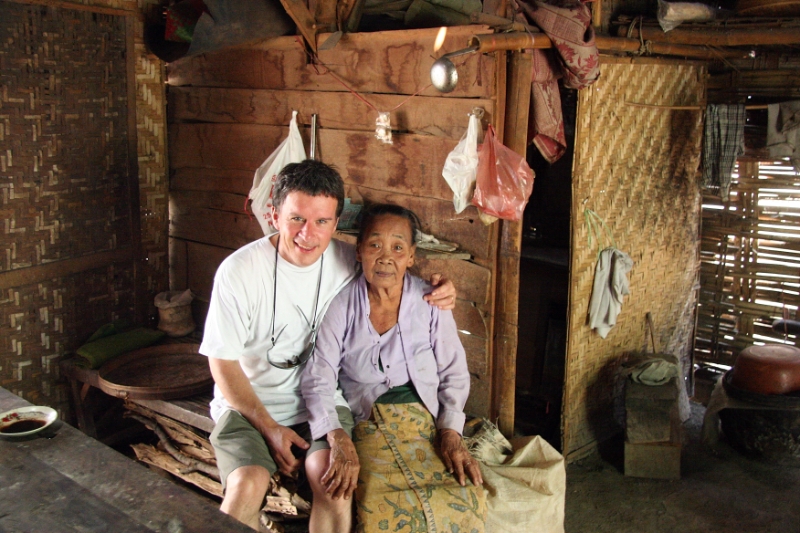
left=430, top=32, right=551, bottom=93
left=430, top=45, right=478, bottom=93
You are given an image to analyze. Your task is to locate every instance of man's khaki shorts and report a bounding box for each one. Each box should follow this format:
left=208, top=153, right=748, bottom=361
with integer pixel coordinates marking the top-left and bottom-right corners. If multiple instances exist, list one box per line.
left=210, top=406, right=354, bottom=489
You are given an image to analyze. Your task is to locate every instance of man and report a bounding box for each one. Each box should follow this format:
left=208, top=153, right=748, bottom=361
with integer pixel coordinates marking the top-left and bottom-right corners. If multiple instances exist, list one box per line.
left=200, top=160, right=457, bottom=532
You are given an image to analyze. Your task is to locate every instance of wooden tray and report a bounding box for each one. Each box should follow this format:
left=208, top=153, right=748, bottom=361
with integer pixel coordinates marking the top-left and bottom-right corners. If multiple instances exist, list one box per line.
left=97, top=344, right=213, bottom=400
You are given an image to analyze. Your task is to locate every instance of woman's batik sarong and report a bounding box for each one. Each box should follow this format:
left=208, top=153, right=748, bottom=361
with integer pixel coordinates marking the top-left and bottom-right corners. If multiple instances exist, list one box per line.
left=353, top=402, right=486, bottom=533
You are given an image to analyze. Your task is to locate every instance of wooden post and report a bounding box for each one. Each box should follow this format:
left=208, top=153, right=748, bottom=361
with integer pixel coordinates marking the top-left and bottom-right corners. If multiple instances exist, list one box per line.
left=491, top=50, right=532, bottom=437
left=126, top=15, right=144, bottom=325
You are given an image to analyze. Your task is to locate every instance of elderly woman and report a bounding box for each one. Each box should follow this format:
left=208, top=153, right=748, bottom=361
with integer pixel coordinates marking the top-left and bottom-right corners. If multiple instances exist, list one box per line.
left=301, top=203, right=485, bottom=533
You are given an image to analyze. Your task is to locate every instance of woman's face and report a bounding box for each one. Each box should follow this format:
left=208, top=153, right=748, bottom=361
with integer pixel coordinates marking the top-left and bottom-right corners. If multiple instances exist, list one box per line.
left=357, top=214, right=416, bottom=290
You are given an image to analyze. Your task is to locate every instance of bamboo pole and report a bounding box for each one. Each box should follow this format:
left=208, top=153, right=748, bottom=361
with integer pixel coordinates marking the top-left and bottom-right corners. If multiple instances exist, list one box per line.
left=618, top=25, right=800, bottom=46
left=466, top=31, right=748, bottom=60
left=624, top=103, right=769, bottom=110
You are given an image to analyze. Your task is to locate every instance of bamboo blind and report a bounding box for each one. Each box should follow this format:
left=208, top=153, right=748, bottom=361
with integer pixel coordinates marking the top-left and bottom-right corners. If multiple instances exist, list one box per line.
left=695, top=159, right=800, bottom=367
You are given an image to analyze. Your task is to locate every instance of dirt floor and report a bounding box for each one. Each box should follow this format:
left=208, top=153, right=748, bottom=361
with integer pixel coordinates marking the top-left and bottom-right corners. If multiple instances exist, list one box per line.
left=564, top=401, right=800, bottom=533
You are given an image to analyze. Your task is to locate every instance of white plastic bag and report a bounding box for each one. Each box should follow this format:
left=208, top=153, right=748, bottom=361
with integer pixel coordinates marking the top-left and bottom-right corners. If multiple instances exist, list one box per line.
left=442, top=113, right=481, bottom=213
left=249, top=110, right=307, bottom=234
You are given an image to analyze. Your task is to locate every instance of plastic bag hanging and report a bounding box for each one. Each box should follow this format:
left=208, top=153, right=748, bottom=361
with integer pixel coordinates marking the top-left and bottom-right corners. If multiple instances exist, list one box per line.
left=248, top=110, right=307, bottom=234
left=471, top=124, right=535, bottom=222
left=442, top=112, right=481, bottom=213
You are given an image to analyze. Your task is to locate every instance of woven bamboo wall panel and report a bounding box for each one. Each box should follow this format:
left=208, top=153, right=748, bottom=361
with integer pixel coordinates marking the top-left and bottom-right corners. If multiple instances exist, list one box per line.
left=564, top=58, right=705, bottom=459
left=133, top=21, right=169, bottom=297
left=0, top=265, right=135, bottom=417
left=1, top=3, right=131, bottom=267
left=0, top=0, right=167, bottom=417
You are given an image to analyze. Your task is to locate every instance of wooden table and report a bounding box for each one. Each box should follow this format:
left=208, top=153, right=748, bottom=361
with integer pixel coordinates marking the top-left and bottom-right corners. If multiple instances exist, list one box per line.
left=0, top=387, right=252, bottom=532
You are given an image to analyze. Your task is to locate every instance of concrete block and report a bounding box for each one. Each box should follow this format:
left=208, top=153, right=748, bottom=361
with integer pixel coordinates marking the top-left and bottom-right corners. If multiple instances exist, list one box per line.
left=624, top=441, right=681, bottom=480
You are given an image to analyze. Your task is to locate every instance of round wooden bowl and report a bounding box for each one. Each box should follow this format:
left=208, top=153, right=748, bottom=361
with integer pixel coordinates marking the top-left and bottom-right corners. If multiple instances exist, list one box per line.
left=97, top=343, right=213, bottom=400
left=730, top=344, right=800, bottom=396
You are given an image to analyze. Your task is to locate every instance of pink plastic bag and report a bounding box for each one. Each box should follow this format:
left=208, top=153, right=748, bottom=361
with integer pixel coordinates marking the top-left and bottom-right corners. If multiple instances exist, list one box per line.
left=471, top=125, right=535, bottom=221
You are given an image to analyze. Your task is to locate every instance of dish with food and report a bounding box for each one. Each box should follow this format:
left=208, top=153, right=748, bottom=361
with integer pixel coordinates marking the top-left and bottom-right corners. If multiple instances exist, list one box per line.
left=0, top=405, right=58, bottom=437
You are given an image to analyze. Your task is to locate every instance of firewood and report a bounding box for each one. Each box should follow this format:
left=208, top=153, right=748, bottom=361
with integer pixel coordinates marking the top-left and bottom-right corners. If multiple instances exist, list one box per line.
left=128, top=413, right=221, bottom=479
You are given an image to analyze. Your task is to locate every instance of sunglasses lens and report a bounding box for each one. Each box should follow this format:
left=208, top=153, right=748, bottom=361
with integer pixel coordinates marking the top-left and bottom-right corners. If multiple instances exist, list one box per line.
left=268, top=336, right=316, bottom=369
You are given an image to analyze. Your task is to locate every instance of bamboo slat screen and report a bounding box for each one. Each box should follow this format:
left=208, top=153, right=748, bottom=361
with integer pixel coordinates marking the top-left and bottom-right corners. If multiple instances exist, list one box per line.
left=696, top=159, right=800, bottom=367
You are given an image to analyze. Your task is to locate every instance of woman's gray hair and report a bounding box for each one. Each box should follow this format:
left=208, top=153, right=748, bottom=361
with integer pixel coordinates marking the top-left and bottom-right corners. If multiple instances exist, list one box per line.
left=357, top=203, right=421, bottom=245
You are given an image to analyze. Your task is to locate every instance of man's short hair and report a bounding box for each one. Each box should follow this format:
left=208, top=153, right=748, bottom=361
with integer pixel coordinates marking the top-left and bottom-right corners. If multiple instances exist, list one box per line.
left=272, top=160, right=345, bottom=218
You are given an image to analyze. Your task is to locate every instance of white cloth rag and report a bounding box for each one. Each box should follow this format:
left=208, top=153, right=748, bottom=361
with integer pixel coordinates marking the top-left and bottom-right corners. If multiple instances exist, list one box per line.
left=588, top=247, right=634, bottom=338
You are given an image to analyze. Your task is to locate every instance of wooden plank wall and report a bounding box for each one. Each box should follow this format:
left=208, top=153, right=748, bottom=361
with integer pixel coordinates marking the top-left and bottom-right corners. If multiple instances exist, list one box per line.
left=166, top=26, right=504, bottom=418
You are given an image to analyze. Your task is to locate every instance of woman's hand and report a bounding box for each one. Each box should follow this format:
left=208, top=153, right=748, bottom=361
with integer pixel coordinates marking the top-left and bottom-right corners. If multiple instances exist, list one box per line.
left=321, top=428, right=360, bottom=500
left=424, top=274, right=458, bottom=310
left=439, top=428, right=483, bottom=487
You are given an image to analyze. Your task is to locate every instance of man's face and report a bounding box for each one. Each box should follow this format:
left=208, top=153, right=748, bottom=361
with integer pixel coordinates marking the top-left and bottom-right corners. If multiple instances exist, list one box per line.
left=271, top=191, right=339, bottom=267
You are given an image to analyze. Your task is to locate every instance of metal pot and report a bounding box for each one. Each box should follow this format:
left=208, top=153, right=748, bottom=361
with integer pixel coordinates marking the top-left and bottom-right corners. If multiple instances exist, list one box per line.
left=730, top=344, right=800, bottom=396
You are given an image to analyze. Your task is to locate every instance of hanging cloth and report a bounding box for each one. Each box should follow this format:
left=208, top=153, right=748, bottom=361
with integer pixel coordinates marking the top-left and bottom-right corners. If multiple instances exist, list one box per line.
left=767, top=101, right=800, bottom=172
left=517, top=0, right=600, bottom=164
left=702, top=104, right=746, bottom=201
left=588, top=247, right=634, bottom=339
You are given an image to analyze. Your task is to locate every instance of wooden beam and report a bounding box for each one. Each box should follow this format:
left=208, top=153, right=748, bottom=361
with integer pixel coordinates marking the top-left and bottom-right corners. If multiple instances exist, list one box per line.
left=126, top=14, right=145, bottom=325
left=618, top=25, right=800, bottom=46
left=277, top=0, right=319, bottom=53
left=491, top=50, right=532, bottom=437
left=3, top=0, right=136, bottom=16
left=0, top=248, right=134, bottom=289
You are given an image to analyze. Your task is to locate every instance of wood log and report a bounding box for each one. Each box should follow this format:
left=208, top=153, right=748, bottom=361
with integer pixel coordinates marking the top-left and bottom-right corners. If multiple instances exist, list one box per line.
left=127, top=413, right=221, bottom=479
left=276, top=0, right=318, bottom=52
left=126, top=402, right=217, bottom=463
left=491, top=49, right=531, bottom=437
left=168, top=86, right=495, bottom=141
left=617, top=25, right=800, bottom=46
left=131, top=444, right=224, bottom=497
left=167, top=26, right=497, bottom=99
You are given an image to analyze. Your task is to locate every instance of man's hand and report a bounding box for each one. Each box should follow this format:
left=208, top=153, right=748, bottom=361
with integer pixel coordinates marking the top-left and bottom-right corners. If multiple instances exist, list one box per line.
left=259, top=423, right=310, bottom=476
left=424, top=273, right=458, bottom=310
left=439, top=428, right=483, bottom=487
left=320, top=429, right=360, bottom=500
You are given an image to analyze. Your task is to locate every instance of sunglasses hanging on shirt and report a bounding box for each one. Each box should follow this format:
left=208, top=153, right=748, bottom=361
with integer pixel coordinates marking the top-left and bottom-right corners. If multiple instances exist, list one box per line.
left=267, top=237, right=323, bottom=369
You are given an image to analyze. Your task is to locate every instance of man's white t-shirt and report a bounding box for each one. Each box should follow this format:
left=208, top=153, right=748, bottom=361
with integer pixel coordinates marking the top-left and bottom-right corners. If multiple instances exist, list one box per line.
left=200, top=235, right=357, bottom=425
